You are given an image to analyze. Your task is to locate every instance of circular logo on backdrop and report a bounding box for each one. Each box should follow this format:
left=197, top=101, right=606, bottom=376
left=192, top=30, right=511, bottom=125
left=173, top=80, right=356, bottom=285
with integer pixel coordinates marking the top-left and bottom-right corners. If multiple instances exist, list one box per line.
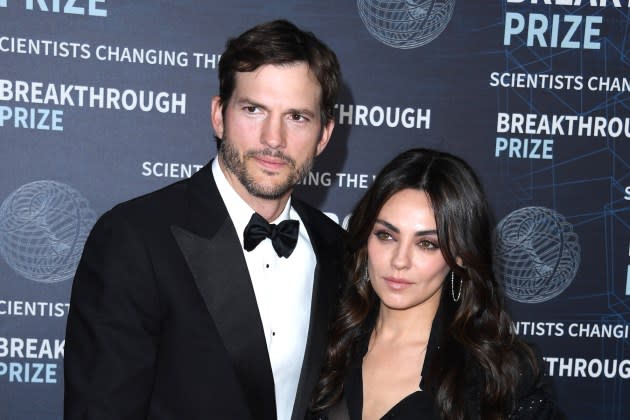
left=0, top=181, right=97, bottom=283
left=357, top=0, right=456, bottom=49
left=494, top=207, right=581, bottom=303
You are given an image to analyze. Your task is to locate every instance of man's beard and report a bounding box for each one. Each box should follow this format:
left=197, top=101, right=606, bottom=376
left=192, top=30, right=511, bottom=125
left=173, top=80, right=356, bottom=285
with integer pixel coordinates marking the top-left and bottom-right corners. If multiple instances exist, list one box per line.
left=219, top=136, right=315, bottom=200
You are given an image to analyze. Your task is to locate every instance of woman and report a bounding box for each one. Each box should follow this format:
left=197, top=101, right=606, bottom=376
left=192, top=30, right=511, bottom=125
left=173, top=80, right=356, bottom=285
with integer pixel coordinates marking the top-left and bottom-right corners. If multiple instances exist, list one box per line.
left=310, top=148, right=563, bottom=419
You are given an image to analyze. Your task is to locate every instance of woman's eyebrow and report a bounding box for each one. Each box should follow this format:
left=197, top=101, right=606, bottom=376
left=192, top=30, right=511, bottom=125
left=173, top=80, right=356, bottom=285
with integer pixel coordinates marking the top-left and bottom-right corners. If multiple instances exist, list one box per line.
left=374, top=219, right=437, bottom=236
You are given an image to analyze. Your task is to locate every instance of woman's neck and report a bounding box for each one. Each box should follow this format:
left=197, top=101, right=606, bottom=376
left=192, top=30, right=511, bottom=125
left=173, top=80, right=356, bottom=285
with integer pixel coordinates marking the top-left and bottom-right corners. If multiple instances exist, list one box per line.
left=372, top=300, right=439, bottom=345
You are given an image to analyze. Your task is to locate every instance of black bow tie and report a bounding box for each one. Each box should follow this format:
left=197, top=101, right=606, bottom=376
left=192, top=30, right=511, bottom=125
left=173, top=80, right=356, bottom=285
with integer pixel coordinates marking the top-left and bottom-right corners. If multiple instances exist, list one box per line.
left=243, top=212, right=299, bottom=258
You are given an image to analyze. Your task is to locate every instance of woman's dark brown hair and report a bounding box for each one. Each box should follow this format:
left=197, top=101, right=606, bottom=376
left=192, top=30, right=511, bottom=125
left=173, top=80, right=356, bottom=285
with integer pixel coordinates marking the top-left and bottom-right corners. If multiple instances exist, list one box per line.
left=311, top=148, right=536, bottom=419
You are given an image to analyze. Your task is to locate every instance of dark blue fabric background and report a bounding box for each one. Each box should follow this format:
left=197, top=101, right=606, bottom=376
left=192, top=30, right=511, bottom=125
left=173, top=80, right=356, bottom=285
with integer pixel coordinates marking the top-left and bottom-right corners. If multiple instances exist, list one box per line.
left=1, top=1, right=629, bottom=418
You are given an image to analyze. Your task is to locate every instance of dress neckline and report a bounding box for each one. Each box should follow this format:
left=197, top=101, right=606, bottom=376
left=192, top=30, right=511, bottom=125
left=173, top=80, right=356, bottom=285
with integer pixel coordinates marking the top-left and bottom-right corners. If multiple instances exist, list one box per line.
left=345, top=357, right=433, bottom=420
left=379, top=389, right=423, bottom=418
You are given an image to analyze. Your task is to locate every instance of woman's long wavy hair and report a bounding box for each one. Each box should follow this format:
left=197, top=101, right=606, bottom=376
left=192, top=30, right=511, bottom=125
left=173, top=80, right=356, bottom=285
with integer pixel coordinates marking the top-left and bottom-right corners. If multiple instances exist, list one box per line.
left=311, top=148, right=536, bottom=419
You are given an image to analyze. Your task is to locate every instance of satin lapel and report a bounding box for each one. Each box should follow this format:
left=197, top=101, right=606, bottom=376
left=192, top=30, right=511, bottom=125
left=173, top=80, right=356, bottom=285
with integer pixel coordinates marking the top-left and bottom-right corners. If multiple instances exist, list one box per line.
left=171, top=163, right=276, bottom=420
left=291, top=201, right=343, bottom=420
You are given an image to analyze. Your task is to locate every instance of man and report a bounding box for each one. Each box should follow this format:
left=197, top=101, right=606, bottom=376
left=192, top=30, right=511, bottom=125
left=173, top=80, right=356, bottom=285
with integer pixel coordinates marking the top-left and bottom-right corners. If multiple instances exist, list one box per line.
left=64, top=20, right=344, bottom=420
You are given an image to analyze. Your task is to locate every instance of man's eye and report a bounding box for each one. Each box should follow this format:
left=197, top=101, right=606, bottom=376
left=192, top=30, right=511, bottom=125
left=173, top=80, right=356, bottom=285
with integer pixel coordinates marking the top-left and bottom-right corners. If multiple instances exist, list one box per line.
left=290, top=113, right=307, bottom=121
left=244, top=106, right=258, bottom=113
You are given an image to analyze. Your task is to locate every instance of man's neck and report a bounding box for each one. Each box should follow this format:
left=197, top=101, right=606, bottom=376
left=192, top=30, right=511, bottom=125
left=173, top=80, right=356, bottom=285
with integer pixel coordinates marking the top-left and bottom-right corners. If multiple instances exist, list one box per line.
left=218, top=157, right=291, bottom=222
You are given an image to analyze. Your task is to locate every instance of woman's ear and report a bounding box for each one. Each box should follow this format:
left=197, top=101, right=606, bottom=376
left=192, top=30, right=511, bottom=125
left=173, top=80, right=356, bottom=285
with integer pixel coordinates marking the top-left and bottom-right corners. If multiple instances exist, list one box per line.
left=455, top=256, right=464, bottom=268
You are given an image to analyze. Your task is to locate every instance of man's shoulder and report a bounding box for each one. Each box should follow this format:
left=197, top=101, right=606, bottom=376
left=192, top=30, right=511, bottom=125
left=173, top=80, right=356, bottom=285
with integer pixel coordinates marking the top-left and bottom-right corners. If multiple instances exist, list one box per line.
left=110, top=178, right=192, bottom=220
left=104, top=162, right=213, bottom=221
left=96, top=168, right=218, bottom=238
left=292, top=198, right=344, bottom=240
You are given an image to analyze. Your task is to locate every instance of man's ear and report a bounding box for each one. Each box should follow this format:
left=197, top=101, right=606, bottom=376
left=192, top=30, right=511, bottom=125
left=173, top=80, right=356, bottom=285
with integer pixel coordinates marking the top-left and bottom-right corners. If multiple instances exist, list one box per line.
left=315, top=119, right=335, bottom=156
left=210, top=96, right=224, bottom=140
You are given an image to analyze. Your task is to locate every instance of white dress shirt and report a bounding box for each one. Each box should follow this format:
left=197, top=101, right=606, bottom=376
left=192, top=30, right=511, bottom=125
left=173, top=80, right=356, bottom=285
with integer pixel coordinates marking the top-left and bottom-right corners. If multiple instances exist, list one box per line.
left=212, top=159, right=316, bottom=420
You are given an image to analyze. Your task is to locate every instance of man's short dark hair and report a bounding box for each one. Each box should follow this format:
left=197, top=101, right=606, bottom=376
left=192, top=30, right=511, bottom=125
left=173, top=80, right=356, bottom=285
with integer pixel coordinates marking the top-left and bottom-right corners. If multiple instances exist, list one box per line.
left=217, top=19, right=341, bottom=135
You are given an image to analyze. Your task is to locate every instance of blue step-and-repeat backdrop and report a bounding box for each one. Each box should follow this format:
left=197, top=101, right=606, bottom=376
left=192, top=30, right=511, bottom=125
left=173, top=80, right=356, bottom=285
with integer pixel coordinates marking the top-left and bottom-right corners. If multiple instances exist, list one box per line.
left=1, top=1, right=629, bottom=418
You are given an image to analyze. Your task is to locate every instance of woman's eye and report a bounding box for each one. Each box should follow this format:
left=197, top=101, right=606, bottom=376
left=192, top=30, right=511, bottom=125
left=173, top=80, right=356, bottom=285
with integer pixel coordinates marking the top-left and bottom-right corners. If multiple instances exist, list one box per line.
left=374, top=231, right=392, bottom=241
left=418, top=239, right=438, bottom=249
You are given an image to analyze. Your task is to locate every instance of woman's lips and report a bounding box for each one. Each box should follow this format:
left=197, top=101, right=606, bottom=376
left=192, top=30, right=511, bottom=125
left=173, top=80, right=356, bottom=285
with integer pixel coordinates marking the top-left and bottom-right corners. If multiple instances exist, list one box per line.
left=384, top=277, right=413, bottom=290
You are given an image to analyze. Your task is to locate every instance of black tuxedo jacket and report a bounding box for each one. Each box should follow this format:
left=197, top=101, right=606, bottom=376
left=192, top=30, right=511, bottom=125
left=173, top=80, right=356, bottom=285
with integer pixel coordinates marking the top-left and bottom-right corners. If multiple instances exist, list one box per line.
left=64, top=162, right=345, bottom=420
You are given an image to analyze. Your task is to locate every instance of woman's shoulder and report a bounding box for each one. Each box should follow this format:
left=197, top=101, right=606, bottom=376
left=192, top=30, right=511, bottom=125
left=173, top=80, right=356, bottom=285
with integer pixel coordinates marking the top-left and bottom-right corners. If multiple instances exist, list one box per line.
left=307, top=398, right=350, bottom=420
left=459, top=341, right=566, bottom=419
left=508, top=344, right=566, bottom=420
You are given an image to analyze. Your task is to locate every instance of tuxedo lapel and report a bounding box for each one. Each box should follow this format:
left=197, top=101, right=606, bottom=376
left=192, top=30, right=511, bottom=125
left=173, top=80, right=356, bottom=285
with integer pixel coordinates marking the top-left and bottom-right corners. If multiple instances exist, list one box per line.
left=291, top=201, right=343, bottom=420
left=171, top=164, right=276, bottom=420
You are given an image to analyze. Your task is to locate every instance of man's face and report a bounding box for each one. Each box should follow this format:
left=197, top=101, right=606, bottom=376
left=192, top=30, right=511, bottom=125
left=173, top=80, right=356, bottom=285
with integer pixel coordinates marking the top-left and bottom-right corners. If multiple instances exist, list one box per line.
left=212, top=62, right=334, bottom=201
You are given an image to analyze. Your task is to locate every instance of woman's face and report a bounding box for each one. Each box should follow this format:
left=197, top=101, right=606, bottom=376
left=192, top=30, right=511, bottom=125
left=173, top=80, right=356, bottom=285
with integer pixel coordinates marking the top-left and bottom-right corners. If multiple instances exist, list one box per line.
left=367, top=188, right=451, bottom=313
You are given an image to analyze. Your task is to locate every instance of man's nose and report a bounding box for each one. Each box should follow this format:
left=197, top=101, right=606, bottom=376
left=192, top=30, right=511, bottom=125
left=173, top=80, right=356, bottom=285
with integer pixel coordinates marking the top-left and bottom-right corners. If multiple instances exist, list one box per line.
left=261, top=116, right=285, bottom=149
